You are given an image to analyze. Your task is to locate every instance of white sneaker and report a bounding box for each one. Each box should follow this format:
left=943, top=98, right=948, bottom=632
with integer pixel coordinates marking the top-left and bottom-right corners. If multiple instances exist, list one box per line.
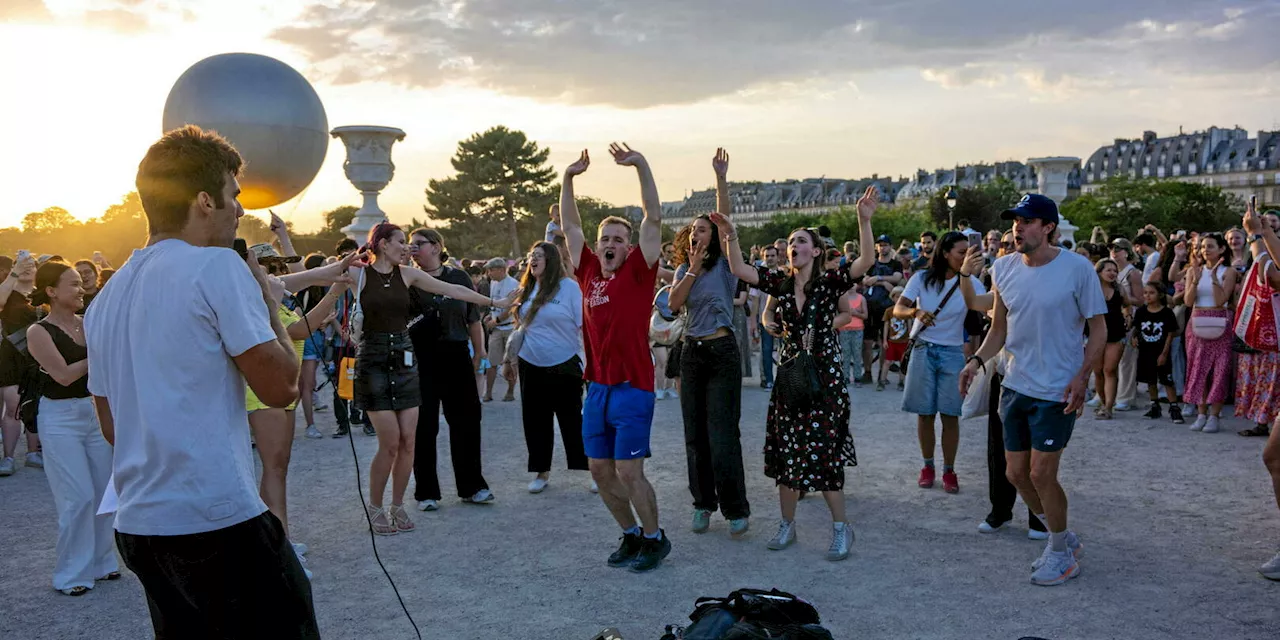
left=25, top=451, right=43, bottom=468
left=294, top=547, right=313, bottom=580
left=417, top=499, right=439, bottom=512
left=1259, top=551, right=1280, bottom=580
left=589, top=480, right=599, bottom=494
left=0, top=457, right=13, bottom=476
left=1028, top=529, right=1050, bottom=541
left=1085, top=395, right=1102, bottom=408
left=668, top=390, right=679, bottom=400
left=1203, top=415, right=1220, bottom=433
left=462, top=489, right=495, bottom=504
left=292, top=541, right=308, bottom=556
left=1190, top=414, right=1207, bottom=432
left=304, top=425, right=323, bottom=439
left=1113, top=402, right=1132, bottom=412
left=978, top=520, right=1004, bottom=534
left=528, top=477, right=549, bottom=494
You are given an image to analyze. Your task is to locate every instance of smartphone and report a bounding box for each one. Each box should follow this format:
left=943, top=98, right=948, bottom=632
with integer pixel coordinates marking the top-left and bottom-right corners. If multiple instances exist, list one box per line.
left=15, top=249, right=29, bottom=263
left=233, top=238, right=249, bottom=260
left=1251, top=195, right=1258, bottom=214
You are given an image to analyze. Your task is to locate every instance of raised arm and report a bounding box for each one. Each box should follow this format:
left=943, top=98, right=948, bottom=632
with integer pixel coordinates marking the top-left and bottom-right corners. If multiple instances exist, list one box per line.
left=609, top=142, right=662, bottom=267
left=708, top=212, right=759, bottom=285
left=269, top=211, right=303, bottom=274
left=667, top=241, right=705, bottom=312
left=847, top=186, right=878, bottom=279
left=401, top=265, right=508, bottom=308
left=959, top=246, right=994, bottom=311
left=0, top=255, right=36, bottom=312
left=286, top=282, right=346, bottom=340
left=714, top=147, right=731, bottom=218
left=278, top=251, right=357, bottom=291
left=560, top=150, right=590, bottom=271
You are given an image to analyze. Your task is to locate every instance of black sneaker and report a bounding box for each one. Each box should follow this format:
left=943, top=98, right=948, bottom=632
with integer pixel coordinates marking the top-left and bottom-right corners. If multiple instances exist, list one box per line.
left=1144, top=404, right=1162, bottom=419
left=629, top=531, right=672, bottom=573
left=859, top=372, right=873, bottom=385
left=332, top=426, right=350, bottom=438
left=1169, top=405, right=1185, bottom=424
left=363, top=424, right=376, bottom=437
left=607, top=532, right=644, bottom=568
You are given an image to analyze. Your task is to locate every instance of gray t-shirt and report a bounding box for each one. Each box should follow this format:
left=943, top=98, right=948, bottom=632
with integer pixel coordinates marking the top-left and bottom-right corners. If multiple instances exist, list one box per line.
left=993, top=248, right=1107, bottom=402
left=675, top=256, right=739, bottom=338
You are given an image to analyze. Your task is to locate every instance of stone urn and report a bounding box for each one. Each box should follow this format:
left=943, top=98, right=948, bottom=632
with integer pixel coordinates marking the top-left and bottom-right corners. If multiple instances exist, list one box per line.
left=330, top=125, right=407, bottom=243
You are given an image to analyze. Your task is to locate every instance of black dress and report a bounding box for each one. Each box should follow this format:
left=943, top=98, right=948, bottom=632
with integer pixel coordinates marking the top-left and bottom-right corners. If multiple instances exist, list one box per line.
left=754, top=265, right=857, bottom=492
left=1102, top=287, right=1127, bottom=343
left=0, top=290, right=38, bottom=387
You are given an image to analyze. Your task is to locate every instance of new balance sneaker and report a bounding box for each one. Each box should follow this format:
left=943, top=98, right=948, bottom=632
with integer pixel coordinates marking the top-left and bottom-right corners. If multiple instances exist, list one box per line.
left=1143, top=404, right=1162, bottom=419
left=942, top=470, right=959, bottom=494
left=1259, top=551, right=1280, bottom=580
left=1032, top=532, right=1083, bottom=570
left=0, top=457, right=13, bottom=477
left=691, top=509, right=712, bottom=534
left=826, top=522, right=854, bottom=561
left=1030, top=548, right=1080, bottom=586
left=25, top=451, right=43, bottom=468
left=766, top=520, right=797, bottom=550
left=608, top=532, right=644, bottom=567
left=918, top=466, right=936, bottom=489
left=1190, top=414, right=1208, bottom=432
left=729, top=518, right=749, bottom=537
left=1169, top=405, right=1185, bottom=424
left=304, top=425, right=323, bottom=439
left=1203, top=415, right=1220, bottom=433
left=629, top=532, right=672, bottom=573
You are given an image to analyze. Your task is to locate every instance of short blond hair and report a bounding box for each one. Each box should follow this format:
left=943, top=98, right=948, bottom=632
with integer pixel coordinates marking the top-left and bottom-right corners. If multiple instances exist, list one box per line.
left=597, top=216, right=633, bottom=237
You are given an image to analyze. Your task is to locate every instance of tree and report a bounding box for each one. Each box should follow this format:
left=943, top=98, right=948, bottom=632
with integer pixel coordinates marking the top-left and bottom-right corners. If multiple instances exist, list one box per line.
left=22, top=207, right=78, bottom=234
left=320, top=205, right=358, bottom=237
left=1061, top=177, right=1244, bottom=239
left=927, top=178, right=1022, bottom=233
left=424, top=126, right=556, bottom=257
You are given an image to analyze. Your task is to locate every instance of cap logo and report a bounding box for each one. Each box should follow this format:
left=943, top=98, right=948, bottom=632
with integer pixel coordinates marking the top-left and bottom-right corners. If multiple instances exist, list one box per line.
left=1019, top=194, right=1031, bottom=205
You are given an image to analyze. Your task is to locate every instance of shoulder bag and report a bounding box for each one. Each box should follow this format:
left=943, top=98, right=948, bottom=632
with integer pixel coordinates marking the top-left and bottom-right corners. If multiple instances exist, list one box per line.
left=901, top=278, right=963, bottom=373
left=774, top=300, right=822, bottom=410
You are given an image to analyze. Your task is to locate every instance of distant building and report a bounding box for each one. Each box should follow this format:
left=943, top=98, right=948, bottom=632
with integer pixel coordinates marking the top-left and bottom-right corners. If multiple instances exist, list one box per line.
left=664, top=176, right=909, bottom=229
left=896, top=160, right=1080, bottom=202
left=1081, top=126, right=1280, bottom=203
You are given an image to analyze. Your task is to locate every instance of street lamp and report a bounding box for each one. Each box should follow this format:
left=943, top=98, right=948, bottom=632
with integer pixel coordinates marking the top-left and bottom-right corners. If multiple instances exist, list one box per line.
left=945, top=187, right=958, bottom=230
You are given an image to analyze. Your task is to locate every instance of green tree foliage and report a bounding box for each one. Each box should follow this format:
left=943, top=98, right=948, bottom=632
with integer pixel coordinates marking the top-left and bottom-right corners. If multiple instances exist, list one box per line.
left=733, top=202, right=939, bottom=258
left=22, top=207, right=78, bottom=234
left=424, top=126, right=556, bottom=257
left=1061, top=177, right=1244, bottom=238
left=926, top=178, right=1023, bottom=233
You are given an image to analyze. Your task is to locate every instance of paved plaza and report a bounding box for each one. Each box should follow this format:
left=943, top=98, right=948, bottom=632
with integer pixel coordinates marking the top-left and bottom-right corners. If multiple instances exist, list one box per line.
left=2, top=375, right=1277, bottom=639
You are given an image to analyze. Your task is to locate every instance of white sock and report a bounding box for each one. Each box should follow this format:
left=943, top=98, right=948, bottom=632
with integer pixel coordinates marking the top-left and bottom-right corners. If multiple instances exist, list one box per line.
left=1050, top=530, right=1068, bottom=552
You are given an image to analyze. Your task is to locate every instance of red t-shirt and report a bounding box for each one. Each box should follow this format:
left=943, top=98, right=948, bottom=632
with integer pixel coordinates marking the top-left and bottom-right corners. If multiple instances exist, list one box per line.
left=577, top=244, right=659, bottom=391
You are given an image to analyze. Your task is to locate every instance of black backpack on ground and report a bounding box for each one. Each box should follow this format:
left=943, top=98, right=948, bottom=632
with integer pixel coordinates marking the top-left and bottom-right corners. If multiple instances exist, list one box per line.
left=659, top=588, right=832, bottom=640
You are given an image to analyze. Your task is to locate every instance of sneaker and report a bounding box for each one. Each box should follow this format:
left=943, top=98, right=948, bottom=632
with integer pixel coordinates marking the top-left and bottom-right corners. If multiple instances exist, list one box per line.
left=655, top=389, right=666, bottom=400
left=528, top=477, right=549, bottom=494
left=762, top=382, right=773, bottom=390
left=1190, top=414, right=1207, bottom=432
left=1114, top=402, right=1132, bottom=412
left=0, top=457, right=13, bottom=477
left=417, top=499, right=439, bottom=512
left=1259, top=551, right=1280, bottom=580
left=589, top=480, right=599, bottom=494
left=363, top=424, right=376, bottom=437
left=918, top=466, right=936, bottom=488
left=1028, top=528, right=1050, bottom=541
left=1085, top=395, right=1102, bottom=408
left=629, top=532, right=672, bottom=573
left=462, top=489, right=495, bottom=504
left=1198, top=414, right=1218, bottom=435
left=978, top=518, right=1007, bottom=533
left=332, top=426, right=350, bottom=438
left=729, top=518, right=749, bottom=537
left=313, top=399, right=329, bottom=412
left=691, top=509, right=712, bottom=534
left=942, top=470, right=959, bottom=494
left=25, top=452, right=43, bottom=468
left=292, top=541, right=309, bottom=556
left=876, top=378, right=886, bottom=392
left=295, top=548, right=313, bottom=580
left=607, top=532, right=644, bottom=567
left=1030, top=548, right=1081, bottom=586
left=766, top=520, right=797, bottom=550
left=897, top=380, right=905, bottom=391
left=826, top=522, right=854, bottom=561
left=1032, top=532, right=1083, bottom=570
left=1143, top=405, right=1162, bottom=419
left=1169, top=406, right=1185, bottom=424
left=304, top=425, right=323, bottom=439
left=667, top=390, right=679, bottom=400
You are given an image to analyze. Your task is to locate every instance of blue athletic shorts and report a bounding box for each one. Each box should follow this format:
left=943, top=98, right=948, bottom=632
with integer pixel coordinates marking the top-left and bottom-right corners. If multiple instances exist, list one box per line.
left=583, top=382, right=655, bottom=460
left=999, top=388, right=1076, bottom=453
left=302, top=330, right=324, bottom=361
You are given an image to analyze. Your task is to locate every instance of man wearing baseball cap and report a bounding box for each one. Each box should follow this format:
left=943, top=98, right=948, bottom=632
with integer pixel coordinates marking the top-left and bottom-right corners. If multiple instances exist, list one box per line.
left=861, top=234, right=903, bottom=387
left=483, top=257, right=520, bottom=402
left=959, top=193, right=1107, bottom=586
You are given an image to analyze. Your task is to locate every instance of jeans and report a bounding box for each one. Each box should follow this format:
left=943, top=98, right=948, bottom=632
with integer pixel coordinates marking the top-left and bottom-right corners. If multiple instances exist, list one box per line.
left=39, top=396, right=115, bottom=591
left=760, top=331, right=775, bottom=385
left=413, top=340, right=489, bottom=501
left=733, top=308, right=752, bottom=377
left=838, top=329, right=864, bottom=383
left=518, top=357, right=588, bottom=473
left=680, top=335, right=749, bottom=519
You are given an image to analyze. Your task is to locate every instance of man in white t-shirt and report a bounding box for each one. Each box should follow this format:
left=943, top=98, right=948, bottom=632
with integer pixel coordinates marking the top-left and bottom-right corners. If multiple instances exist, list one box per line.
left=84, top=126, right=321, bottom=637
left=483, top=257, right=521, bottom=401
left=1135, top=231, right=1161, bottom=285
left=959, top=194, right=1106, bottom=587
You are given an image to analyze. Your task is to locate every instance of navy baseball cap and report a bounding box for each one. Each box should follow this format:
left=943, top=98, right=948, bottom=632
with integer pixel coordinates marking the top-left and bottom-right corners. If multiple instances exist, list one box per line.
left=1001, top=194, right=1059, bottom=225
left=875, top=234, right=892, bottom=244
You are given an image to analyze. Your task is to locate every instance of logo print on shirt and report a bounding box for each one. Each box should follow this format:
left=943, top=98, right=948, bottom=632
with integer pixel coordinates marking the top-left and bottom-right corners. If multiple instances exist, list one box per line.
left=587, top=279, right=611, bottom=308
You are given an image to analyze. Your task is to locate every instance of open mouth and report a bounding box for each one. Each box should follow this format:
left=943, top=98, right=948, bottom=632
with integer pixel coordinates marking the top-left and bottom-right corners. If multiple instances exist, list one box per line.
left=604, top=249, right=616, bottom=261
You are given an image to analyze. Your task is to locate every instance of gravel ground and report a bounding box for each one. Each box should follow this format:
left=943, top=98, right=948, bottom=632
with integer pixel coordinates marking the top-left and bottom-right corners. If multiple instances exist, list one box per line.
left=2, top=373, right=1278, bottom=640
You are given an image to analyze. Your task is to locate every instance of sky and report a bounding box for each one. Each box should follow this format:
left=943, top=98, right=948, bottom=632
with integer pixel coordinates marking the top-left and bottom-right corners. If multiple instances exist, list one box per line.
left=2, top=0, right=1279, bottom=233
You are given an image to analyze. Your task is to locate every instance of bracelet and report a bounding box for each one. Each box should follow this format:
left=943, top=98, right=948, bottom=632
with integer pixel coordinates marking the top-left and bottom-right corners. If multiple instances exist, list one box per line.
left=685, top=271, right=699, bottom=279
left=966, top=355, right=987, bottom=373
left=724, top=234, right=738, bottom=243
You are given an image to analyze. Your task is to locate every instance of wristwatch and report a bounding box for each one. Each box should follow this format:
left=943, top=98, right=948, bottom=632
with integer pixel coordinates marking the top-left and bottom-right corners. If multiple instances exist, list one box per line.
left=1250, top=233, right=1265, bottom=243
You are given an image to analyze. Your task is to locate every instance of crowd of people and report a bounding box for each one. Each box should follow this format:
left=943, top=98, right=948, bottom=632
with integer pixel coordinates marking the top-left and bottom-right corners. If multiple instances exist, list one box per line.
left=7, top=124, right=1280, bottom=636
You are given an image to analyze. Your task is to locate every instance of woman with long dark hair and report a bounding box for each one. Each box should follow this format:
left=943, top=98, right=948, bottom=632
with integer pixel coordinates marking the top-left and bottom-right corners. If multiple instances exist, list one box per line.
left=892, top=231, right=984, bottom=494
left=712, top=154, right=878, bottom=561
left=668, top=150, right=751, bottom=536
left=26, top=260, right=116, bottom=595
left=0, top=253, right=40, bottom=476
left=1090, top=258, right=1128, bottom=420
left=353, top=222, right=515, bottom=535
left=1183, top=232, right=1238, bottom=433
left=509, top=240, right=588, bottom=493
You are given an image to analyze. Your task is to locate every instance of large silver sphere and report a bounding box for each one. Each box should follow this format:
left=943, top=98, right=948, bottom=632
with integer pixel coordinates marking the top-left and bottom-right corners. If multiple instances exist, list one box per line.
left=162, top=53, right=328, bottom=210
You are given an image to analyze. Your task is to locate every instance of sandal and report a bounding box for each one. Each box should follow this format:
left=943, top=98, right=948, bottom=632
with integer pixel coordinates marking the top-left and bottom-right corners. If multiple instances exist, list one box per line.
left=60, top=586, right=89, bottom=596
left=389, top=504, right=415, bottom=532
left=1239, top=424, right=1271, bottom=437
left=367, top=505, right=398, bottom=536
left=1098, top=409, right=1113, bottom=420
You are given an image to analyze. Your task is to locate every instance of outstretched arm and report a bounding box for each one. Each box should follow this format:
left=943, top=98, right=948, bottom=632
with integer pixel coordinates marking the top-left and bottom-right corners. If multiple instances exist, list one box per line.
left=848, top=186, right=879, bottom=279
left=269, top=211, right=304, bottom=274
left=959, top=246, right=994, bottom=311
left=705, top=149, right=759, bottom=286
left=610, top=142, right=662, bottom=267
left=401, top=266, right=504, bottom=308
left=560, top=150, right=590, bottom=271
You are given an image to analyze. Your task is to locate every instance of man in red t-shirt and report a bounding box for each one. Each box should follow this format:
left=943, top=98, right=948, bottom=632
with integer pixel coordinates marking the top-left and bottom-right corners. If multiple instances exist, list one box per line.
left=560, top=143, right=670, bottom=573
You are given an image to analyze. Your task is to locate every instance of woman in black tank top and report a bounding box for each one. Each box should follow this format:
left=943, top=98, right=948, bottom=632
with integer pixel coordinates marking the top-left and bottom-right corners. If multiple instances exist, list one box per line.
left=0, top=254, right=40, bottom=475
left=25, top=260, right=117, bottom=595
left=354, top=223, right=517, bottom=535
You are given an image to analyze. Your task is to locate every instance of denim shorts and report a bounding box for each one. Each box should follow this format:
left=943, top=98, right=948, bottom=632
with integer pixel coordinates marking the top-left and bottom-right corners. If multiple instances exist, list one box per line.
left=999, top=388, right=1076, bottom=452
left=583, top=382, right=655, bottom=460
left=901, top=341, right=965, bottom=417
left=302, top=330, right=324, bottom=361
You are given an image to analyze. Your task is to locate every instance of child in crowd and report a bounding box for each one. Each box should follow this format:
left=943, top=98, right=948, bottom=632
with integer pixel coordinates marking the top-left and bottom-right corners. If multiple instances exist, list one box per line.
left=1134, top=283, right=1184, bottom=424
left=839, top=285, right=868, bottom=389
left=879, top=286, right=909, bottom=392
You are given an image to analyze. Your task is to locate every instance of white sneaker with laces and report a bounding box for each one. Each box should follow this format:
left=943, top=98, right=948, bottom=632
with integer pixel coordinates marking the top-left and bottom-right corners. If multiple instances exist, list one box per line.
left=1203, top=415, right=1220, bottom=433
left=1190, top=414, right=1207, bottom=432
left=417, top=499, right=439, bottom=512
left=528, top=477, right=549, bottom=493
left=1113, top=402, right=1132, bottom=412
left=1032, top=532, right=1083, bottom=570
left=294, top=547, right=313, bottom=580
left=767, top=520, right=797, bottom=550
left=1030, top=548, right=1080, bottom=586
left=25, top=451, right=43, bottom=468
left=304, top=425, right=323, bottom=439
left=826, top=522, right=854, bottom=561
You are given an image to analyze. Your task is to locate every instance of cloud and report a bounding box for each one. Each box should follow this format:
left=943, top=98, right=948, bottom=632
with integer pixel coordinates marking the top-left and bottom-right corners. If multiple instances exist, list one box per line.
left=84, top=8, right=149, bottom=33
left=0, top=0, right=51, bottom=22
left=271, top=0, right=1280, bottom=108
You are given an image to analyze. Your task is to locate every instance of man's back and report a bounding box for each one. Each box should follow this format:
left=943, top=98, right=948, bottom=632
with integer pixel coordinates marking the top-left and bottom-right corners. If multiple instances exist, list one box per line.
left=86, top=239, right=275, bottom=536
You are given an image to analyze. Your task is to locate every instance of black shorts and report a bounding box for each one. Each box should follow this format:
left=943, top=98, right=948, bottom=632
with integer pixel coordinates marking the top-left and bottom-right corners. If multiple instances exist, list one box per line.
left=864, top=302, right=889, bottom=342
left=0, top=339, right=26, bottom=387
left=115, top=512, right=319, bottom=639
left=355, top=331, right=421, bottom=412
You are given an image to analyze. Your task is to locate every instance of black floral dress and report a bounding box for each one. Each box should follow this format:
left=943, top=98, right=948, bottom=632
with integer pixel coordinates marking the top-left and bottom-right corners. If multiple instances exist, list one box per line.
left=755, top=266, right=857, bottom=492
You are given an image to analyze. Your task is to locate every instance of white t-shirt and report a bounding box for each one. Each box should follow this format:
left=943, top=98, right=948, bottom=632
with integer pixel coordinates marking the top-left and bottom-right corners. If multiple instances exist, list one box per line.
left=901, top=271, right=986, bottom=346
left=1143, top=250, right=1161, bottom=285
left=489, top=276, right=520, bottom=328
left=992, top=249, right=1107, bottom=402
left=517, top=277, right=584, bottom=368
left=85, top=240, right=277, bottom=536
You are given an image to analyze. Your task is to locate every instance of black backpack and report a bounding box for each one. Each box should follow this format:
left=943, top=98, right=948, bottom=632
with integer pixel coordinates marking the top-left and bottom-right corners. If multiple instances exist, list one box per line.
left=660, top=588, right=832, bottom=640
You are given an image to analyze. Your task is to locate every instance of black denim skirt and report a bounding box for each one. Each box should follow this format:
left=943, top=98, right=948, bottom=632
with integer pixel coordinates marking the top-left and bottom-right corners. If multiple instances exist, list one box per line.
left=355, top=331, right=421, bottom=412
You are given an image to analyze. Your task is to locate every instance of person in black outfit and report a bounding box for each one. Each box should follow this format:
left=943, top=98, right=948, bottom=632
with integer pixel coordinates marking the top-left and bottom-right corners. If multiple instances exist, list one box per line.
left=406, top=228, right=493, bottom=512
left=0, top=253, right=41, bottom=475
left=860, top=235, right=904, bottom=382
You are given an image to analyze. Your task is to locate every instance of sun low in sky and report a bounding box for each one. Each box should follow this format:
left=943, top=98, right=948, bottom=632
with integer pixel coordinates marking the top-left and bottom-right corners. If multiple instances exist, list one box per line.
left=2, top=0, right=1278, bottom=232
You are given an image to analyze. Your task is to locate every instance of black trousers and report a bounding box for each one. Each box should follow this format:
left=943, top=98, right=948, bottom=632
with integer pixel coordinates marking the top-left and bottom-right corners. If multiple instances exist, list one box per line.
left=986, top=373, right=1047, bottom=531
left=680, top=334, right=750, bottom=519
left=518, top=357, right=588, bottom=473
left=413, top=340, right=489, bottom=501
left=115, top=512, right=319, bottom=640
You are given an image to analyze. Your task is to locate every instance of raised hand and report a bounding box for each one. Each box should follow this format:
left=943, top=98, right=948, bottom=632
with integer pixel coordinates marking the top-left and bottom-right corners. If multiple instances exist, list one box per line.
left=856, top=185, right=879, bottom=222
left=565, top=149, right=590, bottom=177
left=707, top=212, right=737, bottom=240
left=608, top=142, right=645, bottom=167
left=266, top=274, right=287, bottom=304
left=960, top=245, right=984, bottom=277
left=688, top=240, right=708, bottom=272
left=712, top=147, right=729, bottom=178
left=269, top=210, right=286, bottom=236
left=1244, top=197, right=1262, bottom=233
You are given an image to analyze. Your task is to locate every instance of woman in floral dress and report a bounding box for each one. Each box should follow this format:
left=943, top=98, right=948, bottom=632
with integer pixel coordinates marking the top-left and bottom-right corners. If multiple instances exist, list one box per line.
left=711, top=155, right=878, bottom=561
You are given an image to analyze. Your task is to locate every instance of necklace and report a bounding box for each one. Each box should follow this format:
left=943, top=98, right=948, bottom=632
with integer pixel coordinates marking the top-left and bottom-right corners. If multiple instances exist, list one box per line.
left=374, top=267, right=396, bottom=288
